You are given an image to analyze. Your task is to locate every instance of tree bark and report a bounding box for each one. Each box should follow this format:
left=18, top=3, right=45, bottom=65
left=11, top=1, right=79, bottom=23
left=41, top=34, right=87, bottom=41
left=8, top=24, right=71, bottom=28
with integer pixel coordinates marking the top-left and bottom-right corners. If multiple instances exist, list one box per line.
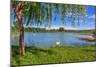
left=15, top=2, right=25, bottom=56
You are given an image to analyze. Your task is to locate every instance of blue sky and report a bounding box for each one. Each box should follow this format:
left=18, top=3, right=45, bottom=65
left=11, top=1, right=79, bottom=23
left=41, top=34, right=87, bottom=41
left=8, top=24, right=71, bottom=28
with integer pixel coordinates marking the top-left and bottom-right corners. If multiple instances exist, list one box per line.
left=49, top=5, right=96, bottom=30
left=32, top=5, right=96, bottom=30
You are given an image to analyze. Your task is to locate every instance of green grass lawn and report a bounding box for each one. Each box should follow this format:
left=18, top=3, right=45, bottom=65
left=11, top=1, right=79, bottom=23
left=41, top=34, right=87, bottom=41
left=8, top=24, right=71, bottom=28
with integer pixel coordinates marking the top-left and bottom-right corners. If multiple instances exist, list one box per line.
left=11, top=45, right=96, bottom=66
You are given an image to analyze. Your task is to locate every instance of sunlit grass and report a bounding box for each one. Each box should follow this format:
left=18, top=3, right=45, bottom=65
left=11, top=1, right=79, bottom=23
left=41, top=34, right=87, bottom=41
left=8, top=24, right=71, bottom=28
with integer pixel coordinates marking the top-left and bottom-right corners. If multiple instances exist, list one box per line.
left=11, top=45, right=96, bottom=66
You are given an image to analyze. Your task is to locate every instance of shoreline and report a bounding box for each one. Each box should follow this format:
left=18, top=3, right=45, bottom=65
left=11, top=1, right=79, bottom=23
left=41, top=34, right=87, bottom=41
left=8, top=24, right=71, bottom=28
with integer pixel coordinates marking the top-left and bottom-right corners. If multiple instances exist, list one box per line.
left=79, top=37, right=96, bottom=42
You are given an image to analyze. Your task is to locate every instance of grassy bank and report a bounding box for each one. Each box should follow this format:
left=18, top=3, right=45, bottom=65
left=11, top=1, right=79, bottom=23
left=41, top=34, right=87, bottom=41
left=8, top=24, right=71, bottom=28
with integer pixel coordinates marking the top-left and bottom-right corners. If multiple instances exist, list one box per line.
left=11, top=45, right=96, bottom=66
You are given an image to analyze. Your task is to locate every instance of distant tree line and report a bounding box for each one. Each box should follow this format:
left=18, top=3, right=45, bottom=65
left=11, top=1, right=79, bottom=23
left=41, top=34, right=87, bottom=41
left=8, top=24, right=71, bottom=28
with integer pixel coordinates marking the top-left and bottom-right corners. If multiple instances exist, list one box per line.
left=11, top=26, right=66, bottom=33
left=11, top=26, right=95, bottom=34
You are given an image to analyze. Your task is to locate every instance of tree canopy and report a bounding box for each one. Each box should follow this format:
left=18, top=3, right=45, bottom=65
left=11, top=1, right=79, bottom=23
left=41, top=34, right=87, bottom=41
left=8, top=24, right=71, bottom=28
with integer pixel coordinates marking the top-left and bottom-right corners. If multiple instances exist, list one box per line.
left=11, top=1, right=86, bottom=28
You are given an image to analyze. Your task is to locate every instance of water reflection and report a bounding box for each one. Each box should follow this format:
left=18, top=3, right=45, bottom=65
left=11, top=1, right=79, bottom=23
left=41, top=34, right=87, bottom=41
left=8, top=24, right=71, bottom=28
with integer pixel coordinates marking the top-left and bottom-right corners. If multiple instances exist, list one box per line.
left=11, top=33, right=96, bottom=47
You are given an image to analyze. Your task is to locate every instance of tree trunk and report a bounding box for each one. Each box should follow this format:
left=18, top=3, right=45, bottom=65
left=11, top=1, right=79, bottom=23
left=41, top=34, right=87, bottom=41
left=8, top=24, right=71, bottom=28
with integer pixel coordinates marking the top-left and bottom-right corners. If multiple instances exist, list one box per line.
left=15, top=3, right=25, bottom=56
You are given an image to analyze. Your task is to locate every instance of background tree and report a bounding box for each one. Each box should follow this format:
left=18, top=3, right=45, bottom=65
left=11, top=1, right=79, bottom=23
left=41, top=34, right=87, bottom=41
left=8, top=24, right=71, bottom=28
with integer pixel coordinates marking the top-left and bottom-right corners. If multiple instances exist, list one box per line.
left=59, top=27, right=65, bottom=32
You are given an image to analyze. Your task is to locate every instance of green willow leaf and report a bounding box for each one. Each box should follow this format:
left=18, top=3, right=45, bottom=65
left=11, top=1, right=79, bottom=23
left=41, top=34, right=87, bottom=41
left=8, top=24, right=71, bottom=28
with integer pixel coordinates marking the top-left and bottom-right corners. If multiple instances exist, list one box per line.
left=11, top=1, right=86, bottom=27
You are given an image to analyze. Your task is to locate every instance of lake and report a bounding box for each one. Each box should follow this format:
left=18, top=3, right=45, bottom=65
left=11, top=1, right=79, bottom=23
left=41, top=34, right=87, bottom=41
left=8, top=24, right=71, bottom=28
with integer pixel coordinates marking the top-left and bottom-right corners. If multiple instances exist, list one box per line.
left=11, top=33, right=96, bottom=47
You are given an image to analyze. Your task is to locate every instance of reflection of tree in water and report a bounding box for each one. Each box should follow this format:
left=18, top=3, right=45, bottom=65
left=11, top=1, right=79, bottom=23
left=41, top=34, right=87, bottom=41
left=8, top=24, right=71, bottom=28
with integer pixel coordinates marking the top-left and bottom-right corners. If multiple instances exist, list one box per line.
left=58, top=33, right=65, bottom=45
left=92, top=31, right=96, bottom=38
left=11, top=35, right=19, bottom=46
left=25, top=36, right=35, bottom=46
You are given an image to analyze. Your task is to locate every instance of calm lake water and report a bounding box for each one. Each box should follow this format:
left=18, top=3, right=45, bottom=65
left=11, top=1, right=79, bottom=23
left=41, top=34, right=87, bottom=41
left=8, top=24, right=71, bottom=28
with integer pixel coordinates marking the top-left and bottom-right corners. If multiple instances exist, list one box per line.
left=11, top=33, right=96, bottom=47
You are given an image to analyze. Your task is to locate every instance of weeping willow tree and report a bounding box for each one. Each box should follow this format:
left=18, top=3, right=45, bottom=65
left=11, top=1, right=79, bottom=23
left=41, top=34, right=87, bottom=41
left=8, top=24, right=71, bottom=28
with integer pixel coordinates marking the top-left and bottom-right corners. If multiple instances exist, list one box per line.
left=11, top=1, right=86, bottom=56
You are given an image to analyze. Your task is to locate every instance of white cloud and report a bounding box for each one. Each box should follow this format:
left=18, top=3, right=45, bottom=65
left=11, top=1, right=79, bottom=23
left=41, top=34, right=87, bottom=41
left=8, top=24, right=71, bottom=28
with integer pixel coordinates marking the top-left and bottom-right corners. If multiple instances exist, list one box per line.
left=88, top=14, right=96, bottom=19
left=85, top=14, right=88, bottom=17
left=67, top=12, right=72, bottom=16
left=65, top=27, right=95, bottom=30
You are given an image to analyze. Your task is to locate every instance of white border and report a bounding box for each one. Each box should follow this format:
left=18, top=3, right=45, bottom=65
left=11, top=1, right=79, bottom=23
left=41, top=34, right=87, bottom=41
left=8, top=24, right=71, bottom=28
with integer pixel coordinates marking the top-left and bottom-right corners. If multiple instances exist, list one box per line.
left=21, top=0, right=96, bottom=5
left=0, top=0, right=10, bottom=67
left=0, top=0, right=99, bottom=67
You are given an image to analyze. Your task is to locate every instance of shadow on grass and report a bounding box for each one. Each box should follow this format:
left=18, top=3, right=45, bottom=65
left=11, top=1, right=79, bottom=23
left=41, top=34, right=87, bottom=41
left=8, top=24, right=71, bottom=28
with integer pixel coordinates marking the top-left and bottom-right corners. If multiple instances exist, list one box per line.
left=82, top=49, right=96, bottom=52
left=11, top=46, right=20, bottom=57
left=81, top=45, right=96, bottom=52
left=11, top=45, right=54, bottom=66
left=25, top=46, right=54, bottom=55
left=11, top=45, right=54, bottom=57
